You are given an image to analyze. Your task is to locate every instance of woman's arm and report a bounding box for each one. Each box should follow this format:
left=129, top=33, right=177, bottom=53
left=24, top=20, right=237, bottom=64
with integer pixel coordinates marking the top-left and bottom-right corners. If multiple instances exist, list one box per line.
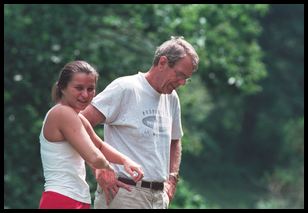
left=57, top=105, right=113, bottom=170
left=79, top=113, right=143, bottom=181
left=79, top=113, right=130, bottom=164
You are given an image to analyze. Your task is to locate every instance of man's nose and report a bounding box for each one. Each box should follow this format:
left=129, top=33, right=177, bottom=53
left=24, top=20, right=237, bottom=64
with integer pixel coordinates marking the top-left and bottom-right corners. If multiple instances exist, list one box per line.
left=178, top=79, right=187, bottom=85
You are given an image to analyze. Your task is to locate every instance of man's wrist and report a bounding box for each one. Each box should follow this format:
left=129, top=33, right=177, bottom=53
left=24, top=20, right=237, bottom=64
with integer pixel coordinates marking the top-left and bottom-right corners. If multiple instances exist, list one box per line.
left=169, top=172, right=179, bottom=183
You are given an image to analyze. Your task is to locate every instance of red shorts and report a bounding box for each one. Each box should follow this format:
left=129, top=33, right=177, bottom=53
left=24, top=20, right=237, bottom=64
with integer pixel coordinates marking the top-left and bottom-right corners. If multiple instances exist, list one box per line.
left=39, top=191, right=90, bottom=209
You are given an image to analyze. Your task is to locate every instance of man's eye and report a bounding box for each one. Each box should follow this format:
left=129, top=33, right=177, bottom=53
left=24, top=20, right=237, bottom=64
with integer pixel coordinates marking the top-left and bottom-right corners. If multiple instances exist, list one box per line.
left=176, top=73, right=187, bottom=80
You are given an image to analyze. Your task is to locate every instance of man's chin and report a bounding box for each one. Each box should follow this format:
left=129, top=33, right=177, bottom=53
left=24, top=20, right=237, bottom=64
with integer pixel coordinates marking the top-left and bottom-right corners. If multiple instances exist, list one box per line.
left=165, top=89, right=174, bottom=94
left=161, top=86, right=176, bottom=94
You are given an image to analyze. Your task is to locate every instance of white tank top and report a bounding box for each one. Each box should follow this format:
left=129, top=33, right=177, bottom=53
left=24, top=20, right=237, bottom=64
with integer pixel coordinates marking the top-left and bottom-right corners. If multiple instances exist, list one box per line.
left=39, top=107, right=91, bottom=204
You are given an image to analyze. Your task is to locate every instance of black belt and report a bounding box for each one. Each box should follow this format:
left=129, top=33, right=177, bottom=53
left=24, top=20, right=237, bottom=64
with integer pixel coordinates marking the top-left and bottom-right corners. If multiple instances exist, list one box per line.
left=118, top=177, right=164, bottom=191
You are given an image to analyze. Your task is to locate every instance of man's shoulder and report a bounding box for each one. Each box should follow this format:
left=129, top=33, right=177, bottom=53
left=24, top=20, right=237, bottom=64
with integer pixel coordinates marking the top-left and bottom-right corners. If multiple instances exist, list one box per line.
left=111, top=73, right=136, bottom=83
left=112, top=73, right=141, bottom=89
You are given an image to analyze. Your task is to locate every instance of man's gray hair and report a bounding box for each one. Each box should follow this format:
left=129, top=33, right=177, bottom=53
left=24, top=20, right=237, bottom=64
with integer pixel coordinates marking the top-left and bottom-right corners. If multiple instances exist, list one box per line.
left=152, top=36, right=199, bottom=72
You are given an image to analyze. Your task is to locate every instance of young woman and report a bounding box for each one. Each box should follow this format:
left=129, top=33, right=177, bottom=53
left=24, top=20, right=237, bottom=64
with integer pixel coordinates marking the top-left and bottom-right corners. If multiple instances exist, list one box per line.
left=39, top=61, right=143, bottom=209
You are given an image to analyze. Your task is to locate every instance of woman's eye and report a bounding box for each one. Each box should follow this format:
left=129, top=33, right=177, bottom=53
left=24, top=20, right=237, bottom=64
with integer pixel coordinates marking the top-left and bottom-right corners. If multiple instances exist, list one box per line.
left=75, top=87, right=83, bottom=91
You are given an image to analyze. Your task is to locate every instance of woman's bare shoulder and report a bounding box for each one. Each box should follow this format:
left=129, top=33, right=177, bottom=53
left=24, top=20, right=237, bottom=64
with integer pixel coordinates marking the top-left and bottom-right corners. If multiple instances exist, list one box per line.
left=47, top=104, right=79, bottom=124
left=43, top=104, right=78, bottom=141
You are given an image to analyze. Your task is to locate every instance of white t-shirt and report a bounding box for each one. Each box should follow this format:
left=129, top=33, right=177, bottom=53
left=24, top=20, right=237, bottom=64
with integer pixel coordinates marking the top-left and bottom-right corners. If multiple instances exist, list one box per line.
left=92, top=72, right=183, bottom=182
left=39, top=107, right=91, bottom=204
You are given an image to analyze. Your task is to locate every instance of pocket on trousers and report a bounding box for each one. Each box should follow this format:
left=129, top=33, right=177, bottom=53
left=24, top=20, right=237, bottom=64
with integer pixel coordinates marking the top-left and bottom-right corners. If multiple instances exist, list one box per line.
left=108, top=187, right=124, bottom=208
left=94, top=187, right=107, bottom=209
left=163, top=191, right=170, bottom=209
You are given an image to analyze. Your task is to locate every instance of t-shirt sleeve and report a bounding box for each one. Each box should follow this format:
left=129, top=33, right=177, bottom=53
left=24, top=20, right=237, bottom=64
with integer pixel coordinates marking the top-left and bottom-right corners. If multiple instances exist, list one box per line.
left=91, top=80, right=125, bottom=124
left=171, top=95, right=184, bottom=140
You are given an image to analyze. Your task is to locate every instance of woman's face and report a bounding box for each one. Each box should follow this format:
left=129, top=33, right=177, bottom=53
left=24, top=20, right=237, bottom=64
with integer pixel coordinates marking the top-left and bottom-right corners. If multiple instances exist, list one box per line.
left=61, top=72, right=96, bottom=112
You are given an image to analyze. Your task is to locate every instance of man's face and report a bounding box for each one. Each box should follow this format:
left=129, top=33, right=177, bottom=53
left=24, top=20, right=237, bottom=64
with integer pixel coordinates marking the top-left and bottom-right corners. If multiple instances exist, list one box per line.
left=158, top=55, right=194, bottom=94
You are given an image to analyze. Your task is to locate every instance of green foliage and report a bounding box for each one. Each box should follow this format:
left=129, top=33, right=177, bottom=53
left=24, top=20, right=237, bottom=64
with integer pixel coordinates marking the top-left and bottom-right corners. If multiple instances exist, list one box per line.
left=235, top=4, right=304, bottom=170
left=256, top=117, right=304, bottom=209
left=279, top=118, right=304, bottom=165
left=4, top=4, right=303, bottom=209
left=142, top=4, right=270, bottom=97
left=257, top=163, right=304, bottom=209
left=181, top=155, right=270, bottom=209
left=178, top=75, right=214, bottom=155
left=169, top=179, right=210, bottom=209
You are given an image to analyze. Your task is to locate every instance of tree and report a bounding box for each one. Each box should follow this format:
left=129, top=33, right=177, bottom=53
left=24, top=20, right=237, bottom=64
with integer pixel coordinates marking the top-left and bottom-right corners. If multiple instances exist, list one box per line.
left=4, top=4, right=274, bottom=208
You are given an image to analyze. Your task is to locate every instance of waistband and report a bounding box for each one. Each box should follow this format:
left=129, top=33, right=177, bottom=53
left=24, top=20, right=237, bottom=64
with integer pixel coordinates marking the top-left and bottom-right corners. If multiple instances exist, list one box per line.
left=118, top=177, right=164, bottom=191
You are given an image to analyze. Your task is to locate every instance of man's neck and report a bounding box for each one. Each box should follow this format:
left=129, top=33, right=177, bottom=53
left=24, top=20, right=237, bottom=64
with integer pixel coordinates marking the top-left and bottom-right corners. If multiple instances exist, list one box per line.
left=145, top=67, right=162, bottom=93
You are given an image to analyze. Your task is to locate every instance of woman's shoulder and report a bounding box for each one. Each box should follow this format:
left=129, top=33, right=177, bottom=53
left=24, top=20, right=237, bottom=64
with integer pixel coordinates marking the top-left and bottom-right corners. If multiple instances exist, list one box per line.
left=48, top=104, right=78, bottom=121
left=43, top=104, right=78, bottom=141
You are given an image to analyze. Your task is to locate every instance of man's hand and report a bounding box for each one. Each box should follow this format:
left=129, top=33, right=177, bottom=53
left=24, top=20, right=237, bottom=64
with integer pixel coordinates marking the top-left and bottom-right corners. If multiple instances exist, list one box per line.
left=164, top=175, right=178, bottom=202
left=95, top=169, right=132, bottom=206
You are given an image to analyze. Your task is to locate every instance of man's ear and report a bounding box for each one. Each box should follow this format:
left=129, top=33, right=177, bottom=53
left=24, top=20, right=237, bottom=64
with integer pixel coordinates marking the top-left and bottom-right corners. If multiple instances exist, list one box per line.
left=158, top=56, right=168, bottom=67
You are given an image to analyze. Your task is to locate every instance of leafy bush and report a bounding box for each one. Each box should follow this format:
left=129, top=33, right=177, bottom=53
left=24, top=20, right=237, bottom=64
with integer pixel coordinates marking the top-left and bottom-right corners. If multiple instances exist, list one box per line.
left=170, top=178, right=212, bottom=209
left=257, top=118, right=304, bottom=209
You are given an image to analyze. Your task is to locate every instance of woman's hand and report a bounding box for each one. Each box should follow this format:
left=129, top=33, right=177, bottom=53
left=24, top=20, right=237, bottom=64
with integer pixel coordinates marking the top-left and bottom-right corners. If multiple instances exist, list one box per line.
left=122, top=158, right=144, bottom=182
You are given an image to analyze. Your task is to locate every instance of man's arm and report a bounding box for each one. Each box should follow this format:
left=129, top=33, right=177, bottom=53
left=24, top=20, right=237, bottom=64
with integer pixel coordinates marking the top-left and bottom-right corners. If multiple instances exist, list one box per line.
left=81, top=104, right=106, bottom=127
left=165, top=139, right=182, bottom=202
left=169, top=139, right=182, bottom=175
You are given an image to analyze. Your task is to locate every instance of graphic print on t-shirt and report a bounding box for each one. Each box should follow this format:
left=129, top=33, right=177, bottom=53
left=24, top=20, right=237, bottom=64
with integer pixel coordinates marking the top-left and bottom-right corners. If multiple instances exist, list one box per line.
left=141, top=109, right=170, bottom=137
